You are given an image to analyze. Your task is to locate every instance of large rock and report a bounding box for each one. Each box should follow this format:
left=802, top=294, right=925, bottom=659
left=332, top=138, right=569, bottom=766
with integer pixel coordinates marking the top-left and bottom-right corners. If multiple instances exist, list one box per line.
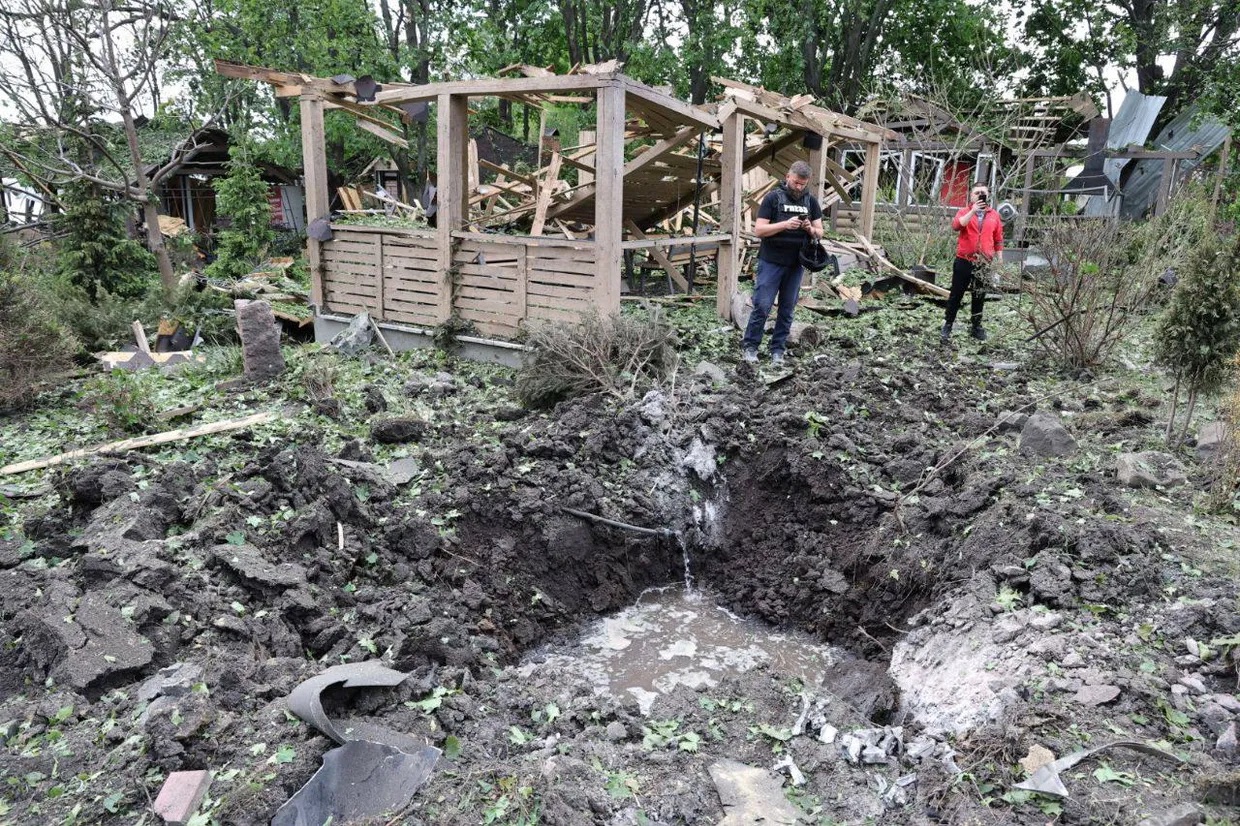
left=235, top=300, right=286, bottom=380
left=1116, top=451, right=1187, bottom=488
left=1196, top=421, right=1228, bottom=460
left=1020, top=413, right=1077, bottom=457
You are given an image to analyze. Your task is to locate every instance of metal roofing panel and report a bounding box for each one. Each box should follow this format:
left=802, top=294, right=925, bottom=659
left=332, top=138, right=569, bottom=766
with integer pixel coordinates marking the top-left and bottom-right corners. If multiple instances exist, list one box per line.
left=1119, top=103, right=1232, bottom=219
left=1082, top=92, right=1166, bottom=216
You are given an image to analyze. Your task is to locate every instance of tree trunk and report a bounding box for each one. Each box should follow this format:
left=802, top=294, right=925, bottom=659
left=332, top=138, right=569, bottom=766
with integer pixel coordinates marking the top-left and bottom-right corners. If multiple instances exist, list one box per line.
left=100, top=2, right=176, bottom=294
left=1180, top=387, right=1199, bottom=446
left=1166, top=375, right=1181, bottom=444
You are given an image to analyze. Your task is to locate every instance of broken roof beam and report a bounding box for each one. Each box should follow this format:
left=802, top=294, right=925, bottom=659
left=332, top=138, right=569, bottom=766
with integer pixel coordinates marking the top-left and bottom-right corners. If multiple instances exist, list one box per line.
left=544, top=124, right=701, bottom=223
left=623, top=79, right=720, bottom=131
left=369, top=73, right=620, bottom=106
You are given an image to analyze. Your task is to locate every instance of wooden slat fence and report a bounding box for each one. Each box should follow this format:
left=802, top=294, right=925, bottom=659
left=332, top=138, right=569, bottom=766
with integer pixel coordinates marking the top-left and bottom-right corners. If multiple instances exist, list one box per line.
left=320, top=225, right=600, bottom=339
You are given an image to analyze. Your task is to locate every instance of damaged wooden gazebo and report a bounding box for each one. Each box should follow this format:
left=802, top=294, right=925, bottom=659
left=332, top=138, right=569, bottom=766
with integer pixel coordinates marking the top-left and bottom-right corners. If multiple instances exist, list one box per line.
left=217, top=61, right=891, bottom=355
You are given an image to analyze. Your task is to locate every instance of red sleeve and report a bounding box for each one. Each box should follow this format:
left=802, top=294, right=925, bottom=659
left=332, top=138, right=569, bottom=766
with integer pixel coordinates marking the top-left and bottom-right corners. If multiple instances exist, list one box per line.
left=992, top=215, right=1004, bottom=251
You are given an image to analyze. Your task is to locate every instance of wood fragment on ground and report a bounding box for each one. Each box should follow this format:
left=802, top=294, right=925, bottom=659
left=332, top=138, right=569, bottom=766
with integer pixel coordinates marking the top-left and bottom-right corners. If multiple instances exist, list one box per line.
left=0, top=412, right=278, bottom=476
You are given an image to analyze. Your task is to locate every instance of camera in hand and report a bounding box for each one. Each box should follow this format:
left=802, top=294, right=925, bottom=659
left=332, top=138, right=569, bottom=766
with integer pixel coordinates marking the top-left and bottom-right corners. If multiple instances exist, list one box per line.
left=976, top=192, right=988, bottom=204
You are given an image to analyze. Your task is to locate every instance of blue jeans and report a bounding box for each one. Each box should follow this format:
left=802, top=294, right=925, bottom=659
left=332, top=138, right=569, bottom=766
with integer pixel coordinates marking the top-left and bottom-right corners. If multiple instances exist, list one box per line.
left=742, top=258, right=803, bottom=354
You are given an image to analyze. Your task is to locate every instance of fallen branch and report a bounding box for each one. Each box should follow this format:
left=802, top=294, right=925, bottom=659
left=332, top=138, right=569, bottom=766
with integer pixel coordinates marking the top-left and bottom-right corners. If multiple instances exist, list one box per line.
left=853, top=234, right=951, bottom=298
left=0, top=412, right=278, bottom=476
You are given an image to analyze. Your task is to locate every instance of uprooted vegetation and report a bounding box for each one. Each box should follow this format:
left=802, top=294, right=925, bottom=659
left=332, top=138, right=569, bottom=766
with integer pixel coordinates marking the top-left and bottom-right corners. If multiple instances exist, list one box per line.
left=514, top=310, right=680, bottom=408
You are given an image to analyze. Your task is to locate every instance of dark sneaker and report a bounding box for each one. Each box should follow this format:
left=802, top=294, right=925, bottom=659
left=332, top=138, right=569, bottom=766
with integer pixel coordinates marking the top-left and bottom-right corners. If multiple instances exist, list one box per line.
left=970, top=324, right=987, bottom=341
left=940, top=323, right=952, bottom=343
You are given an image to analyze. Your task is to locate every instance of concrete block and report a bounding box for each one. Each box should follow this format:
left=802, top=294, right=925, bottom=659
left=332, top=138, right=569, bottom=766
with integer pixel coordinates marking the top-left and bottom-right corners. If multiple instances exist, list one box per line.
left=153, top=770, right=212, bottom=826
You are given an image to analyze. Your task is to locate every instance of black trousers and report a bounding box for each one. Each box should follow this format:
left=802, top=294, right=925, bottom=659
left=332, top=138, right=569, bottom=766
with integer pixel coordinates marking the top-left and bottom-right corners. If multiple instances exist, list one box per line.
left=945, top=256, right=985, bottom=327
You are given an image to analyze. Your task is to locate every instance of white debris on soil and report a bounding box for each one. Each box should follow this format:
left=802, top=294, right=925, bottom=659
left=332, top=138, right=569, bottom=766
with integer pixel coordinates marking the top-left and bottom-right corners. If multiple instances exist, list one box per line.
left=681, top=437, right=717, bottom=481
left=889, top=600, right=1042, bottom=734
left=517, top=587, right=838, bottom=717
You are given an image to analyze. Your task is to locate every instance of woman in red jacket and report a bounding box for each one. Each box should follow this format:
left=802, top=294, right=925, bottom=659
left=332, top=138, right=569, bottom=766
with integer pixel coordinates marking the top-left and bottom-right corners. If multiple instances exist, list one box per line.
left=942, top=184, right=1003, bottom=343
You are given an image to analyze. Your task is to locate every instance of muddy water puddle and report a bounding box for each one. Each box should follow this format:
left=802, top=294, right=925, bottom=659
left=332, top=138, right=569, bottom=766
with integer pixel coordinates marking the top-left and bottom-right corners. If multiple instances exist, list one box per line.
left=519, top=587, right=840, bottom=714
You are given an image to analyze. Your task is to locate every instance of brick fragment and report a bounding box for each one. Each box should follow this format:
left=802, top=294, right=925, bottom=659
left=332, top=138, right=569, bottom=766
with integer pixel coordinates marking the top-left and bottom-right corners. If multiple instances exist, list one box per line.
left=153, top=770, right=212, bottom=826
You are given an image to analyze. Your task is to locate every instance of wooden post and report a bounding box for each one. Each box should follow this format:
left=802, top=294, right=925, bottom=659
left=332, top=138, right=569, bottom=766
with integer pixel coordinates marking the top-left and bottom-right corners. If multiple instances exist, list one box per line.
left=577, top=129, right=596, bottom=187
left=829, top=147, right=843, bottom=232
left=1016, top=152, right=1036, bottom=246
left=858, top=141, right=881, bottom=240
left=896, top=148, right=912, bottom=207
left=300, top=93, right=329, bottom=308
left=807, top=135, right=828, bottom=208
left=717, top=111, right=745, bottom=321
left=374, top=238, right=386, bottom=321
left=1155, top=157, right=1175, bottom=217
left=436, top=93, right=469, bottom=323
left=593, top=82, right=625, bottom=316
left=1213, top=134, right=1233, bottom=213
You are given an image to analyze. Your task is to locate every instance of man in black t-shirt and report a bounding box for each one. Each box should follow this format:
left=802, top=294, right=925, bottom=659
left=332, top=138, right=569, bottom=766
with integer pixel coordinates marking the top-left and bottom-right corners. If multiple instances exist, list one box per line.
left=742, top=160, right=824, bottom=364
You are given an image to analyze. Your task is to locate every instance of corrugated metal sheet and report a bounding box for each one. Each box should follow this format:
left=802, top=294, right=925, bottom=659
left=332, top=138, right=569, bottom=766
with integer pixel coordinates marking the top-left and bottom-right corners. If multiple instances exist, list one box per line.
left=1119, top=103, right=1232, bottom=219
left=1083, top=92, right=1166, bottom=216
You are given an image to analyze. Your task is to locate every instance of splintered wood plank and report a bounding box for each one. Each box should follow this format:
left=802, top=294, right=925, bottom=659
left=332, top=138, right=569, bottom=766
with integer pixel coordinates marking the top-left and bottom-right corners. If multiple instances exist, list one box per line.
left=625, top=220, right=687, bottom=292
left=527, top=281, right=597, bottom=301
left=530, top=151, right=563, bottom=236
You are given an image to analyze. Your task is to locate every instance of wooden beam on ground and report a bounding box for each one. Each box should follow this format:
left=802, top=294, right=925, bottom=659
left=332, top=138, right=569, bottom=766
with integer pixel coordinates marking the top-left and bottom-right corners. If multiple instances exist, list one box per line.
left=132, top=321, right=151, bottom=355
left=625, top=220, right=688, bottom=291
left=1, top=412, right=278, bottom=476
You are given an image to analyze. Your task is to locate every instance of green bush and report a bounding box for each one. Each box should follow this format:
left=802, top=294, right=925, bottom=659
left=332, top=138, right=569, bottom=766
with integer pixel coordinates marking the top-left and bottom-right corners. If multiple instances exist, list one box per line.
left=1126, top=183, right=1217, bottom=305
left=0, top=268, right=78, bottom=411
left=82, top=370, right=159, bottom=434
left=205, top=140, right=274, bottom=283
left=1153, top=230, right=1240, bottom=442
left=55, top=181, right=158, bottom=300
left=1020, top=218, right=1151, bottom=370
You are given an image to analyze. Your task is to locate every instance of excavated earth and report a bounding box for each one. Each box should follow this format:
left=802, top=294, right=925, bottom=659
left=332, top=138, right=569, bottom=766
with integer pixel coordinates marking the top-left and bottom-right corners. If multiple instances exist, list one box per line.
left=2, top=308, right=1240, bottom=825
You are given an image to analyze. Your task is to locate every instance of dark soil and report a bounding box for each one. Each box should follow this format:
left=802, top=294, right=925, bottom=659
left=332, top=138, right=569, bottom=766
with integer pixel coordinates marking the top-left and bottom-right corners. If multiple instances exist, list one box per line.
left=1, top=309, right=1238, bottom=825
